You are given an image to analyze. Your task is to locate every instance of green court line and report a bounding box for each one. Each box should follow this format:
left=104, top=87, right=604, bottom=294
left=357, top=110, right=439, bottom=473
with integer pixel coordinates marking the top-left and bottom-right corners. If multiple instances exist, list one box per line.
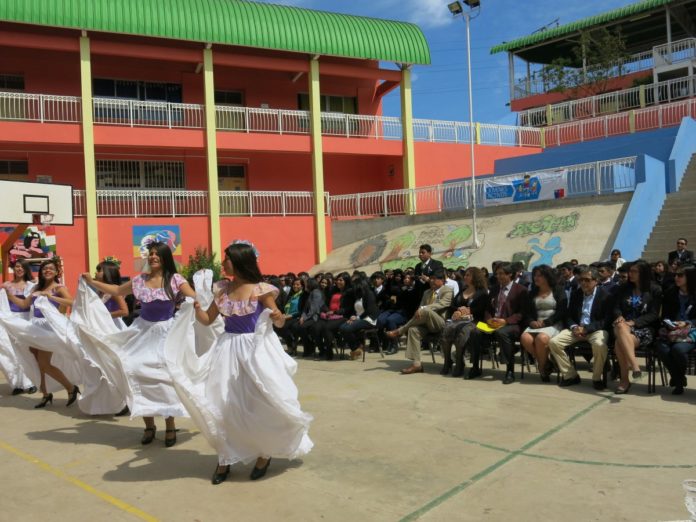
left=521, top=452, right=696, bottom=469
left=400, top=396, right=609, bottom=522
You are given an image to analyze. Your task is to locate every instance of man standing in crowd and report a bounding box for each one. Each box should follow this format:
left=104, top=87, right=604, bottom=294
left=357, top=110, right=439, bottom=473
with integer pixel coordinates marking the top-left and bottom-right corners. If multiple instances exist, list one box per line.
left=668, top=238, right=694, bottom=266
left=387, top=271, right=453, bottom=375
left=548, top=267, right=610, bottom=390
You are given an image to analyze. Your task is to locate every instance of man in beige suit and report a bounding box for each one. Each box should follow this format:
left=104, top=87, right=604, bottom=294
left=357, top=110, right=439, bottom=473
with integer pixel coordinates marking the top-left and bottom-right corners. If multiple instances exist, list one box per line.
left=387, top=271, right=453, bottom=374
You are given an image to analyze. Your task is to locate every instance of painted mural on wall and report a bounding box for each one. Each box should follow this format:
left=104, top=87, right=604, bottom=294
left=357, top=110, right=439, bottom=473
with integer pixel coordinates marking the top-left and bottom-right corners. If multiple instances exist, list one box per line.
left=132, top=225, right=182, bottom=272
left=1, top=225, right=57, bottom=272
left=350, top=224, right=476, bottom=271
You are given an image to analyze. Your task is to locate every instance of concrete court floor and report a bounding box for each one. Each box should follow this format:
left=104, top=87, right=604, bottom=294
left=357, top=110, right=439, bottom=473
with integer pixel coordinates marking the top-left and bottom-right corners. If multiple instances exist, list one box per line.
left=1, top=354, right=696, bottom=522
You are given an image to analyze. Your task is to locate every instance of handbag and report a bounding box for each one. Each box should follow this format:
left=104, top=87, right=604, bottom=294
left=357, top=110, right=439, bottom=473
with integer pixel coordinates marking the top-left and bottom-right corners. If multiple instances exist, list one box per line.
left=658, top=326, right=695, bottom=344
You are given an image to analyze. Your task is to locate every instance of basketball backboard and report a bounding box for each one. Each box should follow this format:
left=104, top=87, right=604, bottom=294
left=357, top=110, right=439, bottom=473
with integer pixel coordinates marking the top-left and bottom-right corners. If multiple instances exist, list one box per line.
left=0, top=180, right=73, bottom=225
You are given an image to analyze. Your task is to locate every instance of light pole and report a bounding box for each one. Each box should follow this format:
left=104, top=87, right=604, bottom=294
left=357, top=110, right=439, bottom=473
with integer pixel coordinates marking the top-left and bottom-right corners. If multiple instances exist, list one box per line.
left=448, top=1, right=481, bottom=248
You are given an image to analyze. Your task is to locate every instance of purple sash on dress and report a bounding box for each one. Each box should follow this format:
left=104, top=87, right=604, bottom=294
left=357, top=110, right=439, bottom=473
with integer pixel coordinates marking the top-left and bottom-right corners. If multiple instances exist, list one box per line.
left=32, top=295, right=60, bottom=318
left=223, top=306, right=262, bottom=334
left=140, top=300, right=175, bottom=322
left=104, top=298, right=120, bottom=312
left=10, top=301, right=30, bottom=313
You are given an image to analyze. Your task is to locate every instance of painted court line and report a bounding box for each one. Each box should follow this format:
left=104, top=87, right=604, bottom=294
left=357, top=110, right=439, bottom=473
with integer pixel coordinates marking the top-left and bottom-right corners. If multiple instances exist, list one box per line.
left=0, top=439, right=159, bottom=522
left=400, top=396, right=609, bottom=522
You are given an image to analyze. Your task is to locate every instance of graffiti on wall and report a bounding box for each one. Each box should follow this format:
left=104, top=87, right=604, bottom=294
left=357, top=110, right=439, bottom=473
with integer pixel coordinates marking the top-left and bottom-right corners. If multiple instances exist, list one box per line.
left=507, top=212, right=580, bottom=238
left=350, top=224, right=476, bottom=271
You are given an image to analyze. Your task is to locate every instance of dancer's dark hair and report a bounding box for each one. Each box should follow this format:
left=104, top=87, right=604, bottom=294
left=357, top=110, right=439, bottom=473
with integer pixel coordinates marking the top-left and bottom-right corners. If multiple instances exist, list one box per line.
left=224, top=243, right=262, bottom=284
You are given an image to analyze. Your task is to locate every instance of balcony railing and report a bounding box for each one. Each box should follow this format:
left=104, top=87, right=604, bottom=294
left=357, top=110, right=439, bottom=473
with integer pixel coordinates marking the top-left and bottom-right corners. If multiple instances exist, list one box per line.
left=329, top=156, right=637, bottom=218
left=0, top=91, right=81, bottom=122
left=544, top=97, right=696, bottom=147
left=653, top=38, right=696, bottom=66
left=519, top=73, right=696, bottom=127
left=72, top=189, right=324, bottom=217
left=0, top=91, right=541, bottom=148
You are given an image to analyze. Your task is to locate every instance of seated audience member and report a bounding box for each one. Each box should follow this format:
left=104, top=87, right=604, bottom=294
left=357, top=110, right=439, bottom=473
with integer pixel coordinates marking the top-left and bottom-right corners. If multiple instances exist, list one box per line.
left=275, top=277, right=306, bottom=355
left=511, top=261, right=531, bottom=289
left=558, top=262, right=578, bottom=301
left=548, top=267, right=610, bottom=389
left=608, top=249, right=626, bottom=270
left=445, top=268, right=461, bottom=296
left=386, top=271, right=453, bottom=374
left=291, top=278, right=325, bottom=358
left=612, top=260, right=662, bottom=394
left=615, top=264, right=629, bottom=285
left=311, top=274, right=354, bottom=361
left=383, top=273, right=421, bottom=355
left=376, top=271, right=405, bottom=353
left=597, top=261, right=618, bottom=292
left=440, top=267, right=488, bottom=377
left=338, top=277, right=380, bottom=360
left=668, top=238, right=694, bottom=266
left=652, top=260, right=667, bottom=287
left=468, top=263, right=528, bottom=383
left=319, top=276, right=332, bottom=303
left=656, top=265, right=696, bottom=395
left=520, top=265, right=567, bottom=382
left=663, top=259, right=683, bottom=291
left=371, top=271, right=389, bottom=311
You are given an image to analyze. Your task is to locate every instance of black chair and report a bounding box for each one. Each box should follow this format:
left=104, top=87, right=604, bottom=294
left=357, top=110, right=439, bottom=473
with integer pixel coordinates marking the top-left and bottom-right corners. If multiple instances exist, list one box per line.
left=565, top=341, right=610, bottom=388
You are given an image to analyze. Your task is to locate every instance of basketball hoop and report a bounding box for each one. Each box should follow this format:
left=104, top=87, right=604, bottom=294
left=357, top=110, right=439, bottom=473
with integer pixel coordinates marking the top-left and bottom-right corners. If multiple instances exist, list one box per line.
left=32, top=213, right=54, bottom=225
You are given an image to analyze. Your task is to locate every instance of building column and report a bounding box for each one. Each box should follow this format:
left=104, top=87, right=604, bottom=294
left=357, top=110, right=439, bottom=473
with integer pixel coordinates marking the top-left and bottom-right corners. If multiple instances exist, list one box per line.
left=308, top=57, right=327, bottom=264
left=400, top=66, right=416, bottom=214
left=79, top=34, right=99, bottom=270
left=203, top=45, right=221, bottom=259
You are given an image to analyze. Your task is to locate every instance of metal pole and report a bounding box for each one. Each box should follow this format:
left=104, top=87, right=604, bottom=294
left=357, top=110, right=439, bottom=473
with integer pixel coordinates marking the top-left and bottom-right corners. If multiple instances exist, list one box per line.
left=463, top=12, right=479, bottom=247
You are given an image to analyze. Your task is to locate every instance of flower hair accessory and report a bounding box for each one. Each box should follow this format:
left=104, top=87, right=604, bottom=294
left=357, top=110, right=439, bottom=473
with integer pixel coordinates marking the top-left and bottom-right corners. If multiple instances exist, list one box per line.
left=103, top=256, right=121, bottom=267
left=230, top=239, right=259, bottom=259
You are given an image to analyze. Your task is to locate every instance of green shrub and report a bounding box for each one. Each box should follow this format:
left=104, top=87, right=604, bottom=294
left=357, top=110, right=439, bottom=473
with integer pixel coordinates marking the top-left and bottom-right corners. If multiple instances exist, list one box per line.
left=180, top=247, right=223, bottom=286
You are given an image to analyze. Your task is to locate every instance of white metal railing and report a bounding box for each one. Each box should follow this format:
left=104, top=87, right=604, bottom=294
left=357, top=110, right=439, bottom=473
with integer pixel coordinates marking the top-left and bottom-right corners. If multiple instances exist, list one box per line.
left=72, top=189, right=325, bottom=217
left=93, top=98, right=204, bottom=128
left=0, top=91, right=81, bottom=122
left=514, top=48, right=655, bottom=99
left=520, top=73, right=696, bottom=126
left=0, top=90, right=541, bottom=148
left=218, top=190, right=327, bottom=216
left=545, top=97, right=696, bottom=147
left=653, top=38, right=696, bottom=66
left=329, top=156, right=637, bottom=218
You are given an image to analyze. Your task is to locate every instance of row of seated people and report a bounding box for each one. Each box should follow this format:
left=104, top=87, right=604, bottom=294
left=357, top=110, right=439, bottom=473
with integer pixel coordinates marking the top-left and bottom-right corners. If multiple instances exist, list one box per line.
left=390, top=259, right=696, bottom=396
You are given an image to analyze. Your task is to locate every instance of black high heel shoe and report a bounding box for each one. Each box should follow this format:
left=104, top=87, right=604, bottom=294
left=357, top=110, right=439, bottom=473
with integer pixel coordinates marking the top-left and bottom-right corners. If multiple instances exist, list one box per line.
left=164, top=429, right=178, bottom=448
left=211, top=464, right=230, bottom=485
left=66, top=385, right=80, bottom=407
left=141, top=427, right=156, bottom=445
left=34, top=393, right=53, bottom=409
left=250, top=458, right=271, bottom=480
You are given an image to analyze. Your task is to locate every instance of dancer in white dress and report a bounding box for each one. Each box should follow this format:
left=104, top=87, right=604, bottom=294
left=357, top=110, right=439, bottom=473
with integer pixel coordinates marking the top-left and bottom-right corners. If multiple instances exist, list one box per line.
left=0, top=259, right=37, bottom=395
left=166, top=242, right=313, bottom=485
left=82, top=242, right=195, bottom=447
left=4, top=259, right=80, bottom=408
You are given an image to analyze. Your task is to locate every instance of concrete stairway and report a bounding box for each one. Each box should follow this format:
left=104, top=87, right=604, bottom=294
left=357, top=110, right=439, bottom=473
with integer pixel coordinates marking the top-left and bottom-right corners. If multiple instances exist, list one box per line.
left=642, top=154, right=696, bottom=262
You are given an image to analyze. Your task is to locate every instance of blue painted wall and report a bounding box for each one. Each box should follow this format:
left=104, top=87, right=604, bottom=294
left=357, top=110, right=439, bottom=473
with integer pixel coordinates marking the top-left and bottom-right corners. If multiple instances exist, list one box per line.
left=494, top=126, right=679, bottom=176
left=612, top=154, right=666, bottom=261
left=668, top=117, right=696, bottom=192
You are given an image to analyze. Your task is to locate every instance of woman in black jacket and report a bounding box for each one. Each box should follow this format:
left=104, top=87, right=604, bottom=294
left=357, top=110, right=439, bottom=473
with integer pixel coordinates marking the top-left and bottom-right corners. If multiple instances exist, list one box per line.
left=291, top=278, right=325, bottom=359
left=310, top=274, right=354, bottom=361
left=440, top=267, right=489, bottom=377
left=656, top=265, right=696, bottom=394
left=520, top=264, right=567, bottom=382
left=338, top=277, right=379, bottom=360
left=612, top=260, right=663, bottom=394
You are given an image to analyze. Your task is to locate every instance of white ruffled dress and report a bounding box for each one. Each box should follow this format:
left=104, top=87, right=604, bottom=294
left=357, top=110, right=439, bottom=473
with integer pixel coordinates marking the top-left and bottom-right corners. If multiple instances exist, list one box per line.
left=0, top=285, right=37, bottom=390
left=37, top=279, right=127, bottom=414
left=76, top=274, right=188, bottom=419
left=165, top=280, right=313, bottom=466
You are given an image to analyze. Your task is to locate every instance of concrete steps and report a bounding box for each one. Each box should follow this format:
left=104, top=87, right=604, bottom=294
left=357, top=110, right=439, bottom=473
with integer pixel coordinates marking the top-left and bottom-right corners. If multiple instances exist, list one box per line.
left=642, top=154, right=696, bottom=261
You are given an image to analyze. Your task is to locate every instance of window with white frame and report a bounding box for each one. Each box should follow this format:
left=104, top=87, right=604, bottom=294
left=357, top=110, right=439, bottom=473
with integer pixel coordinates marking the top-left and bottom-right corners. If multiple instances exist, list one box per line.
left=93, top=78, right=182, bottom=102
left=297, top=94, right=357, bottom=114
left=96, top=160, right=185, bottom=189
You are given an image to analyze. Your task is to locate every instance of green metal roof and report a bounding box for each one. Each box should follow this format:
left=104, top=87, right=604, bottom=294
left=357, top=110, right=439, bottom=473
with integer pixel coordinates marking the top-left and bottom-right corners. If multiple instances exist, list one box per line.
left=0, top=0, right=431, bottom=65
left=490, top=0, right=675, bottom=54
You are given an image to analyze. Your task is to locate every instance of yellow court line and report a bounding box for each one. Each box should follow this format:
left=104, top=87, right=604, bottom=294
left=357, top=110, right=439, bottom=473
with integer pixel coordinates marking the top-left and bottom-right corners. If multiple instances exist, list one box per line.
left=0, top=439, right=159, bottom=522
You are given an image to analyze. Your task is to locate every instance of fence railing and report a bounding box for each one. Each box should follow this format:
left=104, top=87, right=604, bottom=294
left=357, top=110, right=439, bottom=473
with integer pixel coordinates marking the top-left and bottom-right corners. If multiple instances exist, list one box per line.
left=653, top=38, right=696, bottom=66
left=519, top=73, right=696, bottom=127
left=0, top=90, right=540, bottom=148
left=0, top=91, right=82, bottom=122
left=72, top=189, right=324, bottom=217
left=544, top=97, right=696, bottom=147
left=328, top=156, right=637, bottom=218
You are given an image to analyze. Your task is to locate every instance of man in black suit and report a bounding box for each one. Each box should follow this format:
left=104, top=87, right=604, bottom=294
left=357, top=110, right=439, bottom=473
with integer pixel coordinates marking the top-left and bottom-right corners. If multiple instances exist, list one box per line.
left=548, top=267, right=610, bottom=390
left=668, top=238, right=694, bottom=266
left=466, top=263, right=528, bottom=384
left=414, top=244, right=444, bottom=280
left=558, top=261, right=578, bottom=301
